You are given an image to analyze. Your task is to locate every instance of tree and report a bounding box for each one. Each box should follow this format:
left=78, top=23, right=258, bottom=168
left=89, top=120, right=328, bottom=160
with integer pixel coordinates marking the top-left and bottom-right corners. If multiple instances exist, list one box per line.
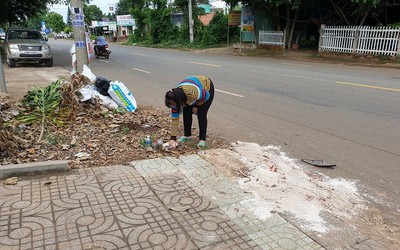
left=0, top=0, right=58, bottom=24
left=46, top=12, right=66, bottom=33
left=199, top=11, right=228, bottom=46
left=240, top=0, right=306, bottom=49
left=148, top=0, right=177, bottom=43
left=131, top=0, right=149, bottom=40
left=67, top=7, right=72, bottom=26
left=22, top=12, right=47, bottom=30
left=0, top=0, right=91, bottom=25
left=83, top=5, right=104, bottom=25
left=116, top=0, right=133, bottom=15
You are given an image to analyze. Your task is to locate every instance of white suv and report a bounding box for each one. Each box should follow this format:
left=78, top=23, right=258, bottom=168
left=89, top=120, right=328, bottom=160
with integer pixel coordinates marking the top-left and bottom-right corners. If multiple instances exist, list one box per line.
left=0, top=28, right=5, bottom=39
left=2, top=28, right=53, bottom=67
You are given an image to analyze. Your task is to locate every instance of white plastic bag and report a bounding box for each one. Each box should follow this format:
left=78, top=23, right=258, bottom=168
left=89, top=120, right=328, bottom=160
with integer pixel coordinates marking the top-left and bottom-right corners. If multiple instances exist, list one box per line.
left=97, top=92, right=118, bottom=109
left=77, top=85, right=118, bottom=109
left=108, top=81, right=137, bottom=112
left=81, top=64, right=96, bottom=82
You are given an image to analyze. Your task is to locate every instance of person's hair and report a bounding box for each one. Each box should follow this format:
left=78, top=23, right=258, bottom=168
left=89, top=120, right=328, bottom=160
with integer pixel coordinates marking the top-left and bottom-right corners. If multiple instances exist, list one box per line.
left=165, top=87, right=186, bottom=113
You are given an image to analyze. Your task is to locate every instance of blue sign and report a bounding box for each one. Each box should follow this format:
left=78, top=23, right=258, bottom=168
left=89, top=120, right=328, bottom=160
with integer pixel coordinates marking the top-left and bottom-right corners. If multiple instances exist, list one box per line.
left=73, top=20, right=85, bottom=27
left=75, top=41, right=86, bottom=48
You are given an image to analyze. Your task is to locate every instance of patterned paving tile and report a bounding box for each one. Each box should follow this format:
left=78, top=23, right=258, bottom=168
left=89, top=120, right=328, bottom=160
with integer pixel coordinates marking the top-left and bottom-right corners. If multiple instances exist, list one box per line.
left=170, top=207, right=262, bottom=249
left=0, top=155, right=322, bottom=249
left=0, top=165, right=197, bottom=249
left=133, top=158, right=177, bottom=177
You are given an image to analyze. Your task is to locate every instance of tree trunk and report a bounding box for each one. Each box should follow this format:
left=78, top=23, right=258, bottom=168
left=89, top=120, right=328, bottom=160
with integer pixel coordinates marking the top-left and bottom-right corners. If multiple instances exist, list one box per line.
left=359, top=7, right=371, bottom=26
left=285, top=2, right=291, bottom=49
left=288, top=8, right=300, bottom=50
left=329, top=0, right=351, bottom=26
left=275, top=7, right=281, bottom=31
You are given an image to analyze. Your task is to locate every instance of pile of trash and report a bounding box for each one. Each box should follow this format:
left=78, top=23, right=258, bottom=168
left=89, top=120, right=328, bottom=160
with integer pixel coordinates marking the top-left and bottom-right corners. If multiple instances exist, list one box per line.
left=0, top=66, right=228, bottom=168
left=77, top=65, right=137, bottom=112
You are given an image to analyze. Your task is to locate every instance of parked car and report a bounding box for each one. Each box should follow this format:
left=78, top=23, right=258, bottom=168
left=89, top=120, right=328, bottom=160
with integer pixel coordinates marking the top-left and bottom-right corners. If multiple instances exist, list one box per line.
left=1, top=28, right=53, bottom=67
left=0, top=28, right=5, bottom=40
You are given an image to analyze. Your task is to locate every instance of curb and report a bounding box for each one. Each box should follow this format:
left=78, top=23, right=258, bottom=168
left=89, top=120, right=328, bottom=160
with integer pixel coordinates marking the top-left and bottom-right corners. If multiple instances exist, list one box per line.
left=0, top=160, right=71, bottom=180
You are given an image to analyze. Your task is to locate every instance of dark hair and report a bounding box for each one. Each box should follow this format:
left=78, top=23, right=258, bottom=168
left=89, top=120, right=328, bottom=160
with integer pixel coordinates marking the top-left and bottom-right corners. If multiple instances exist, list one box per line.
left=165, top=87, right=186, bottom=113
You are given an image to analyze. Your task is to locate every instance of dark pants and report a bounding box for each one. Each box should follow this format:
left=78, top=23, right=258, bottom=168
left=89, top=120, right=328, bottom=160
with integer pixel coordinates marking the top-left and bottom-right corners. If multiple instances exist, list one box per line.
left=95, top=45, right=106, bottom=54
left=183, top=81, right=214, bottom=141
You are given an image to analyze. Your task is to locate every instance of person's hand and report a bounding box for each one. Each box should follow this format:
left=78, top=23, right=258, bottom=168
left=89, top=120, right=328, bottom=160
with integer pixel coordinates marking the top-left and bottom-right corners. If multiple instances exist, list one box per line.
left=192, top=107, right=198, bottom=115
left=196, top=100, right=205, bottom=106
left=163, top=140, right=178, bottom=149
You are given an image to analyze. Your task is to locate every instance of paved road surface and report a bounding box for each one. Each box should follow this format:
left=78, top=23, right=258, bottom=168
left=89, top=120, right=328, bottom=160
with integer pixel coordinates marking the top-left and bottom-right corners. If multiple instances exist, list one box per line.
left=49, top=39, right=400, bottom=225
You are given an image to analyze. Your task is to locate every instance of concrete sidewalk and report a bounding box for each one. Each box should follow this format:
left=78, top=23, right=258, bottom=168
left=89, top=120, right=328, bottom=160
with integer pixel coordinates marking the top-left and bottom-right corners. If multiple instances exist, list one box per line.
left=0, top=155, right=322, bottom=249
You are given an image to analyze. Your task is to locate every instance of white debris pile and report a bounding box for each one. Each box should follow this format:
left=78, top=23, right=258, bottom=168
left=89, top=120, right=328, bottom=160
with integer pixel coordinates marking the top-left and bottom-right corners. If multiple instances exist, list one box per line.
left=231, top=141, right=367, bottom=233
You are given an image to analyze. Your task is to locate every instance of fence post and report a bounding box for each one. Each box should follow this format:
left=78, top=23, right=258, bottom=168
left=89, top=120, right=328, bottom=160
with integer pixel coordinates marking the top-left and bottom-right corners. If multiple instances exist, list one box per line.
left=283, top=29, right=286, bottom=50
left=318, top=25, right=325, bottom=53
left=397, top=35, right=400, bottom=58
left=0, top=53, right=7, bottom=94
left=352, top=27, right=360, bottom=54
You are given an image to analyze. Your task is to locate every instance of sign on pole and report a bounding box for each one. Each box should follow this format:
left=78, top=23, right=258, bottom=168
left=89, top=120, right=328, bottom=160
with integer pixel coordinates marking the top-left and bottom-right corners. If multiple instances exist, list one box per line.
left=70, top=0, right=89, bottom=73
left=116, top=15, right=135, bottom=26
left=241, top=6, right=254, bottom=31
left=228, top=11, right=241, bottom=26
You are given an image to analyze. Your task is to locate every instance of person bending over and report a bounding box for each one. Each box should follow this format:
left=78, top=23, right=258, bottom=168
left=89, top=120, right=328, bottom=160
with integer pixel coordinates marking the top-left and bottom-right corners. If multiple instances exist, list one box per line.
left=164, top=76, right=215, bottom=149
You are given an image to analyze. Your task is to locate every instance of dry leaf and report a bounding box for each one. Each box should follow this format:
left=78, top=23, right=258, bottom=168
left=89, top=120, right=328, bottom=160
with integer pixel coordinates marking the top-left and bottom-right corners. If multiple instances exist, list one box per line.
left=4, top=177, right=18, bottom=185
left=168, top=206, right=191, bottom=212
left=108, top=124, right=120, bottom=128
left=70, top=137, right=77, bottom=145
left=26, top=148, right=35, bottom=154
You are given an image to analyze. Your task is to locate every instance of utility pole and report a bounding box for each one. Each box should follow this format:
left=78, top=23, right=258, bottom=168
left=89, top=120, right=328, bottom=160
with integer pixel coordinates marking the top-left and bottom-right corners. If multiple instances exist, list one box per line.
left=188, top=0, right=194, bottom=43
left=70, top=0, right=89, bottom=72
left=0, top=54, right=7, bottom=94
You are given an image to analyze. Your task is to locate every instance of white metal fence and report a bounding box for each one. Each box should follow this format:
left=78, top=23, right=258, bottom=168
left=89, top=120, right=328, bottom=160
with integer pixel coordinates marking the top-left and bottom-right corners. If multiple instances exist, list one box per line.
left=259, top=30, right=285, bottom=48
left=319, top=25, right=400, bottom=57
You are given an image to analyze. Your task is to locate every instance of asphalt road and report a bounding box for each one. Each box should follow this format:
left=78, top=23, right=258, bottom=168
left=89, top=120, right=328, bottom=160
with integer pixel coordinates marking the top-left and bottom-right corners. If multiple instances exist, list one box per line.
left=50, top=39, right=400, bottom=222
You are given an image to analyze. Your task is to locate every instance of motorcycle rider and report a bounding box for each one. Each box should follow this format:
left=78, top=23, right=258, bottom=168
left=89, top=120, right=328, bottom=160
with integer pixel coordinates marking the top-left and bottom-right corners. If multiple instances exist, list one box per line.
left=94, top=34, right=107, bottom=55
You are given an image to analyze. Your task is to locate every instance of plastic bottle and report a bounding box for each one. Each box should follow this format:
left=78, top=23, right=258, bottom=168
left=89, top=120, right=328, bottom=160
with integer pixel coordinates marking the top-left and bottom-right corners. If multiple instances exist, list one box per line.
left=145, top=136, right=151, bottom=148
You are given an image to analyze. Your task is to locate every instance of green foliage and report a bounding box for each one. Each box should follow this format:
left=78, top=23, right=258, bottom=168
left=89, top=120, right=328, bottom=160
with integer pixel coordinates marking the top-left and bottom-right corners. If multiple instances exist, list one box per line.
left=116, top=0, right=133, bottom=15
left=18, top=80, right=68, bottom=142
left=64, top=26, right=73, bottom=34
left=198, top=12, right=228, bottom=46
left=148, top=0, right=178, bottom=44
left=19, top=12, right=46, bottom=30
left=83, top=5, right=104, bottom=25
left=131, top=0, right=149, bottom=41
left=389, top=23, right=400, bottom=28
left=114, top=107, right=127, bottom=114
left=120, top=127, right=130, bottom=135
left=44, top=132, right=65, bottom=145
left=67, top=7, right=72, bottom=26
left=1, top=0, right=51, bottom=24
left=45, top=12, right=66, bottom=33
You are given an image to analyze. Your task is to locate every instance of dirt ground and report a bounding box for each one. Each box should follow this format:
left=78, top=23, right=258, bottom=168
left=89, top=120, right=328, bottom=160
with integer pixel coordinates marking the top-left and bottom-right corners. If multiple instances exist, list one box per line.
left=0, top=65, right=230, bottom=168
left=3, top=64, right=71, bottom=102
left=193, top=45, right=400, bottom=69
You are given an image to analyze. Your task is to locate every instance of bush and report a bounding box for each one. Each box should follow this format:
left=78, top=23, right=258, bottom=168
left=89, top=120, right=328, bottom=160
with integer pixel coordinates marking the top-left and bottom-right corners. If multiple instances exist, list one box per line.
left=389, top=22, right=400, bottom=28
left=202, top=12, right=228, bottom=46
left=64, top=26, right=73, bottom=34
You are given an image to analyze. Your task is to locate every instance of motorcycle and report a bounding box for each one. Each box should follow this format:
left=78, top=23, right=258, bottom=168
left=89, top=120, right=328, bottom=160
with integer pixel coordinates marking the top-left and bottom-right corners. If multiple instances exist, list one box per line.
left=94, top=42, right=111, bottom=59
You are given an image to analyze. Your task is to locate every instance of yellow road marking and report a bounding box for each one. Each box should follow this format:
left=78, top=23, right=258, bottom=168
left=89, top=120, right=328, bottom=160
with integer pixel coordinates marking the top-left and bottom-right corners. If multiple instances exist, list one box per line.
left=336, top=81, right=400, bottom=92
left=188, top=61, right=221, bottom=67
